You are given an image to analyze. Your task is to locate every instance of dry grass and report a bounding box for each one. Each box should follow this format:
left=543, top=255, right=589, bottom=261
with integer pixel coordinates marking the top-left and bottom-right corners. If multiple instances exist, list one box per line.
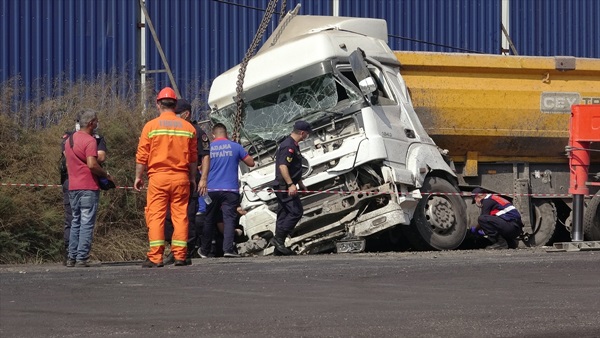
left=0, top=75, right=210, bottom=264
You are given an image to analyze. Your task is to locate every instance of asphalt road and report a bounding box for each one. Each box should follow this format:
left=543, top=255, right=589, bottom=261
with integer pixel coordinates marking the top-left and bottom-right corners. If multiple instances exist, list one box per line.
left=1, top=248, right=599, bottom=338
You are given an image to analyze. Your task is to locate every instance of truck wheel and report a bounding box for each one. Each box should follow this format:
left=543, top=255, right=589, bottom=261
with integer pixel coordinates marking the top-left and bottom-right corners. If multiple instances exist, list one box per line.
left=584, top=193, right=600, bottom=240
left=520, top=200, right=556, bottom=247
left=403, top=177, right=467, bottom=250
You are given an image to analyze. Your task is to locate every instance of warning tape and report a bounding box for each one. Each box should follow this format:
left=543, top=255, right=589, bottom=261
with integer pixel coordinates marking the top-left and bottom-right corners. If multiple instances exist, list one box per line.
left=0, top=182, right=135, bottom=190
left=1, top=181, right=592, bottom=197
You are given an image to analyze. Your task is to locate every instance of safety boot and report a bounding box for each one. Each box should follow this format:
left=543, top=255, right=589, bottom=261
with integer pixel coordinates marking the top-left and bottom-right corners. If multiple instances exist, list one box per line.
left=269, top=235, right=296, bottom=256
left=142, top=258, right=164, bottom=268
left=174, top=259, right=190, bottom=266
left=506, top=237, right=519, bottom=249
left=486, top=236, right=508, bottom=250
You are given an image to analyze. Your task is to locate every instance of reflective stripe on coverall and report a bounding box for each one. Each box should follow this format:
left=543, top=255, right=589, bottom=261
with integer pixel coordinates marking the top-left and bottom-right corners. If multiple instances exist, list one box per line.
left=136, top=112, right=198, bottom=263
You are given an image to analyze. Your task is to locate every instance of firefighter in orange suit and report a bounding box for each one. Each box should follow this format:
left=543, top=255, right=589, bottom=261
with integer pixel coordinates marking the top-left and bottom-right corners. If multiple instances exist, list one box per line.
left=134, top=87, right=198, bottom=268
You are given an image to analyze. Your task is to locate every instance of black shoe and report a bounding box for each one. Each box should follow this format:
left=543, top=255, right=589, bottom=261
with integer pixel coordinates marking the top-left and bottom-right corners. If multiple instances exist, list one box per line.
left=270, top=237, right=296, bottom=256
left=174, top=259, right=189, bottom=266
left=66, top=259, right=76, bottom=268
left=506, top=237, right=518, bottom=249
left=223, top=252, right=240, bottom=258
left=142, top=259, right=164, bottom=268
left=486, top=236, right=508, bottom=250
left=197, top=248, right=209, bottom=258
left=163, top=252, right=175, bottom=265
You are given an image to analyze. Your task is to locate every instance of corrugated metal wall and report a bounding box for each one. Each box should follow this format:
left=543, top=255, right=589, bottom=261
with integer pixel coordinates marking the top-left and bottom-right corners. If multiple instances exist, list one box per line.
left=339, top=0, right=500, bottom=54
left=0, top=0, right=139, bottom=104
left=510, top=0, right=600, bottom=58
left=144, top=0, right=332, bottom=100
left=2, top=0, right=598, bottom=115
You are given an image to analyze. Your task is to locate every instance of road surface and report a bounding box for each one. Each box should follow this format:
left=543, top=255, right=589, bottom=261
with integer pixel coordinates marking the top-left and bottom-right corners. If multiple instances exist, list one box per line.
left=1, top=248, right=599, bottom=337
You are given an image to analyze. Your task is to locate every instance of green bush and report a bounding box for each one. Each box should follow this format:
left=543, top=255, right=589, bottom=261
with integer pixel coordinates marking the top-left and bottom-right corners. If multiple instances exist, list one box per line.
left=0, top=76, right=209, bottom=264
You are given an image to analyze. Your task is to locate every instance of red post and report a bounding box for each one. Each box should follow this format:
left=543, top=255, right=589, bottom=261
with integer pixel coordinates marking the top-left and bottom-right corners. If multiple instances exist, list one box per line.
left=568, top=104, right=600, bottom=241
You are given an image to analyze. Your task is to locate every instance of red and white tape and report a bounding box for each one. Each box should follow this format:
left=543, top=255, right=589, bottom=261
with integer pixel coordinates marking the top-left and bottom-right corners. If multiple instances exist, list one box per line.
left=1, top=182, right=589, bottom=197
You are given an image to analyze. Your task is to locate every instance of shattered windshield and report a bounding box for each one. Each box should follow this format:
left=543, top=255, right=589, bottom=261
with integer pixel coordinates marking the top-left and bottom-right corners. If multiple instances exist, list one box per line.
left=211, top=73, right=362, bottom=147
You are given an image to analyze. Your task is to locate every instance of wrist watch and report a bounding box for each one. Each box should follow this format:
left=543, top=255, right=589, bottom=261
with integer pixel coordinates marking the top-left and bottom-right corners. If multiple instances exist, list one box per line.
left=287, top=183, right=295, bottom=187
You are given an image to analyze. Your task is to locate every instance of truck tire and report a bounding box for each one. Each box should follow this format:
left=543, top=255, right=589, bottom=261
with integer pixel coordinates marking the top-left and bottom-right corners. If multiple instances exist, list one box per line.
left=584, top=193, right=600, bottom=241
left=520, top=200, right=556, bottom=247
left=403, top=176, right=467, bottom=250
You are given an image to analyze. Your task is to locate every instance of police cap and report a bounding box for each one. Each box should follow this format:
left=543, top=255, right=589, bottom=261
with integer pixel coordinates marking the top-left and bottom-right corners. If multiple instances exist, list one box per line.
left=471, top=187, right=487, bottom=203
left=293, top=120, right=313, bottom=133
left=174, top=99, right=192, bottom=114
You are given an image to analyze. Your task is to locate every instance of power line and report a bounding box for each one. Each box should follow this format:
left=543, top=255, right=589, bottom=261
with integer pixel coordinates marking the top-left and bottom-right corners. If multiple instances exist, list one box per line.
left=211, top=0, right=273, bottom=13
left=211, top=1, right=484, bottom=54
left=388, top=34, right=483, bottom=53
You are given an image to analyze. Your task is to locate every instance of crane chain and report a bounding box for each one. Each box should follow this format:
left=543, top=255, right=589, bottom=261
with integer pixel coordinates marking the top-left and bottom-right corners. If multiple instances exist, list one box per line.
left=279, top=0, right=287, bottom=24
left=233, top=0, right=282, bottom=143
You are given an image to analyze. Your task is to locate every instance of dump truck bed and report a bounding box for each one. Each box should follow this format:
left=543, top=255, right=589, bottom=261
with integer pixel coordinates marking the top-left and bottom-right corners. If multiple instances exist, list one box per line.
left=395, top=51, right=600, bottom=163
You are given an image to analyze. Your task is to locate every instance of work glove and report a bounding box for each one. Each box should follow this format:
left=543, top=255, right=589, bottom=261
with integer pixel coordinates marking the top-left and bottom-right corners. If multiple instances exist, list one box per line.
left=470, top=226, right=485, bottom=236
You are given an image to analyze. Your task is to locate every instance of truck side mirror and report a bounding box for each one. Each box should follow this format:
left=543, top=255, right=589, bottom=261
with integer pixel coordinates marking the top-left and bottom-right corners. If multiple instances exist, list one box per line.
left=349, top=48, right=377, bottom=104
left=358, top=77, right=377, bottom=95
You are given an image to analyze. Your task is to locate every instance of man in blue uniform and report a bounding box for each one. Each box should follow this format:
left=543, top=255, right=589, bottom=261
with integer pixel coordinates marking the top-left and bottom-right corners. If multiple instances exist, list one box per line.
left=199, top=123, right=255, bottom=258
left=271, top=120, right=312, bottom=256
left=471, top=187, right=523, bottom=249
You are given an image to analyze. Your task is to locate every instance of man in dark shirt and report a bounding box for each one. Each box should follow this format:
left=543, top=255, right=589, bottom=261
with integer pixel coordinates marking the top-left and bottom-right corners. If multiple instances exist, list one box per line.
left=271, top=120, right=312, bottom=255
left=471, top=187, right=523, bottom=249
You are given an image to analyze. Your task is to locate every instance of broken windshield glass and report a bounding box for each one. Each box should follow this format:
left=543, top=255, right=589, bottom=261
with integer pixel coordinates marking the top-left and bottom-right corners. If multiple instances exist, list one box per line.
left=211, top=73, right=362, bottom=148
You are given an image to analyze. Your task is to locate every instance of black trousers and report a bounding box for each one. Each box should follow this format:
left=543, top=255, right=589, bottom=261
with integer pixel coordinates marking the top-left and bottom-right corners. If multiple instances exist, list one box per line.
left=274, top=189, right=303, bottom=237
left=201, top=191, right=239, bottom=255
left=478, top=215, right=522, bottom=241
left=62, top=179, right=72, bottom=248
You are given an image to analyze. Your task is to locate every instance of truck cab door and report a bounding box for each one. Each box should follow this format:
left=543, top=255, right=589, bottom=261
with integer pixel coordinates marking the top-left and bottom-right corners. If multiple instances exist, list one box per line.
left=348, top=48, right=413, bottom=180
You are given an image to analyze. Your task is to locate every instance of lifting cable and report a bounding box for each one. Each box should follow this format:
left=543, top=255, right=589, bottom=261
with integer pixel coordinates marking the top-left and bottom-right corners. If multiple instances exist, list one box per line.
left=232, top=0, right=282, bottom=143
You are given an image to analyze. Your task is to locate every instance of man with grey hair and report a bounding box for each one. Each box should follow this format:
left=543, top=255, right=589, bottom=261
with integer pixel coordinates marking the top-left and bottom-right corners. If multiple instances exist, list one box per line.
left=65, top=109, right=114, bottom=267
left=60, top=116, right=108, bottom=265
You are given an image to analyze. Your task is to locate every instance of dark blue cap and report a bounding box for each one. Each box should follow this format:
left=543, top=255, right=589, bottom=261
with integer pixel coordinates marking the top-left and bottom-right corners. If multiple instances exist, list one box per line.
left=293, top=120, right=312, bottom=133
left=174, top=99, right=192, bottom=114
left=471, top=187, right=487, bottom=203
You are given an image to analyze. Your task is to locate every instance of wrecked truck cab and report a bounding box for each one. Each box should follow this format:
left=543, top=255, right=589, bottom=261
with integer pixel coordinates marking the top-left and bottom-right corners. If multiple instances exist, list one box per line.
left=208, top=15, right=467, bottom=255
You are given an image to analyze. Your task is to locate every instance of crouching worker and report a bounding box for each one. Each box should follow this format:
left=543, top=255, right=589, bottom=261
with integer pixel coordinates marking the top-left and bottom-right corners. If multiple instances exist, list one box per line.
left=471, top=188, right=523, bottom=249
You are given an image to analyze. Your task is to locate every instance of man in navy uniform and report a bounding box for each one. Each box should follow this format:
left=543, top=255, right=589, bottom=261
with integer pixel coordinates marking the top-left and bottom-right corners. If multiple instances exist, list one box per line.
left=471, top=187, right=523, bottom=249
left=271, top=120, right=312, bottom=255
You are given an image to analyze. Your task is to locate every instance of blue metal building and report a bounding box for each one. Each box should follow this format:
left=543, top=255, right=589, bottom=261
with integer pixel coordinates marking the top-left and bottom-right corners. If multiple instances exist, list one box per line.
left=1, top=0, right=599, bottom=116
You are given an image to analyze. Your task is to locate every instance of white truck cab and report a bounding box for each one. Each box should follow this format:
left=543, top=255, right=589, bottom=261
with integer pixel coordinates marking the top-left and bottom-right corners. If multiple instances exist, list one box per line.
left=208, top=15, right=467, bottom=255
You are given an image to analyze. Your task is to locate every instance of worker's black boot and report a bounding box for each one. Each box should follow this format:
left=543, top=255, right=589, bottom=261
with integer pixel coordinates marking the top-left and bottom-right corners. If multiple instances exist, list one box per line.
left=486, top=236, right=508, bottom=250
left=270, top=234, right=296, bottom=256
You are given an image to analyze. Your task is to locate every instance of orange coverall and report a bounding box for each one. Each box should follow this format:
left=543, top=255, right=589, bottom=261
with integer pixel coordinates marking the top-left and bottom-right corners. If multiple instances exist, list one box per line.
left=136, top=112, right=198, bottom=263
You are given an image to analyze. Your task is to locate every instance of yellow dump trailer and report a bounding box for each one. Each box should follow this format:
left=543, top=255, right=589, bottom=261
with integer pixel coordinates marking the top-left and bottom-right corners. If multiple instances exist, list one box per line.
left=396, top=51, right=600, bottom=243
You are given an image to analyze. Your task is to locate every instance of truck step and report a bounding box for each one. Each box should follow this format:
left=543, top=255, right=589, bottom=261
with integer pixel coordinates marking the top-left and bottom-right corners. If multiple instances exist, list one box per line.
left=546, top=241, right=600, bottom=252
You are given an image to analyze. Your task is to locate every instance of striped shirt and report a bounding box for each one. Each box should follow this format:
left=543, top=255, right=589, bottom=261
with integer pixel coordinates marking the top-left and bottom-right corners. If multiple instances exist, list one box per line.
left=136, top=111, right=198, bottom=177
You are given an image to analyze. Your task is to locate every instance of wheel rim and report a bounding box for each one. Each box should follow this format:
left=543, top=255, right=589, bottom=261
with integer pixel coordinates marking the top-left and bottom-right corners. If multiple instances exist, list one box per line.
left=425, top=195, right=456, bottom=234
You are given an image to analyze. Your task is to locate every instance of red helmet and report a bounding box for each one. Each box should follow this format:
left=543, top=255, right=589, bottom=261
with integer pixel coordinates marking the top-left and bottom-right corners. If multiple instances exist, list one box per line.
left=156, top=87, right=177, bottom=102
